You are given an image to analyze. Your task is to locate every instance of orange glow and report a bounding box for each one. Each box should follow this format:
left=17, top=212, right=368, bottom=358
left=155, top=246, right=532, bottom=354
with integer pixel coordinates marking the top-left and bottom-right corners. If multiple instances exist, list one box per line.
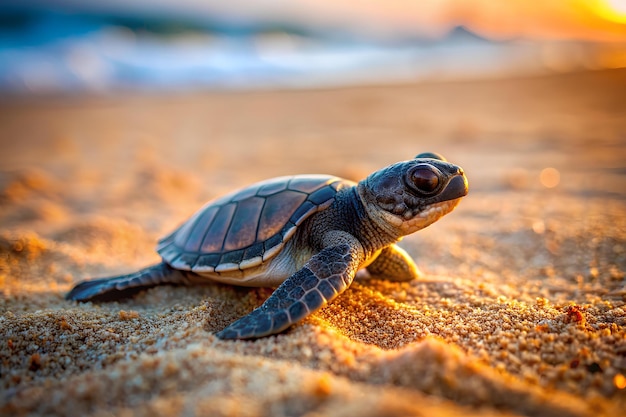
left=591, top=0, right=626, bottom=24
left=199, top=0, right=626, bottom=41
left=455, top=0, right=626, bottom=41
left=540, top=168, right=560, bottom=189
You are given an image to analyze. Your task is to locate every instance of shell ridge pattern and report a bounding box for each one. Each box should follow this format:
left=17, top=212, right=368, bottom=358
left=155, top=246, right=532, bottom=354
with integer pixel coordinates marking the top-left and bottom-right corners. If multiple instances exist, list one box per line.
left=176, top=209, right=203, bottom=250
left=197, top=203, right=224, bottom=252
left=157, top=175, right=352, bottom=273
left=199, top=202, right=237, bottom=253
left=193, top=204, right=224, bottom=250
left=252, top=196, right=268, bottom=247
left=218, top=200, right=239, bottom=252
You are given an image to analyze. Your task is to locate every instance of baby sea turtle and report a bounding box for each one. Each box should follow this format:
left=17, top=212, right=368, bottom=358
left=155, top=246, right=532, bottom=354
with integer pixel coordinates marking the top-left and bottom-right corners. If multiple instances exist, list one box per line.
left=67, top=153, right=468, bottom=339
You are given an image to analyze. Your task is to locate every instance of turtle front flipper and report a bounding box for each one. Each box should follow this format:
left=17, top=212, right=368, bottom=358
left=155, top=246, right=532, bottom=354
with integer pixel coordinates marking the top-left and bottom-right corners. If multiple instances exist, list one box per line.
left=366, top=244, right=421, bottom=282
left=216, top=243, right=362, bottom=340
left=66, top=263, right=192, bottom=302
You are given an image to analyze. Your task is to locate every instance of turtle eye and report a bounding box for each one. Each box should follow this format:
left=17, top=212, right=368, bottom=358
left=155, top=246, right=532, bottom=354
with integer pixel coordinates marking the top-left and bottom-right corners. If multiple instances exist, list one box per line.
left=408, top=167, right=440, bottom=195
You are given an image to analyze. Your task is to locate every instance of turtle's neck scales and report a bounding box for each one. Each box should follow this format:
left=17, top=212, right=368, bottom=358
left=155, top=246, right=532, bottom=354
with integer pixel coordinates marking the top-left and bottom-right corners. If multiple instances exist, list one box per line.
left=305, top=186, right=398, bottom=258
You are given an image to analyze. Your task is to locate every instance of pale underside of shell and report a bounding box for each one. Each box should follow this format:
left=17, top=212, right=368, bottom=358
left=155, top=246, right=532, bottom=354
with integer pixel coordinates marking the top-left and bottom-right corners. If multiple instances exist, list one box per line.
left=156, top=175, right=354, bottom=276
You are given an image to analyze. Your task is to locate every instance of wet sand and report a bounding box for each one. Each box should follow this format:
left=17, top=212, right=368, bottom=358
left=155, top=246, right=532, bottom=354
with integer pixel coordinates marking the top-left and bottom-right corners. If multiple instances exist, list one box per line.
left=1, top=69, right=625, bottom=416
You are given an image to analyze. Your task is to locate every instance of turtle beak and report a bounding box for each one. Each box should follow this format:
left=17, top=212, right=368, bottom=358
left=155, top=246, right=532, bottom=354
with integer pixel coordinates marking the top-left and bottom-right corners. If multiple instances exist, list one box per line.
left=439, top=171, right=468, bottom=202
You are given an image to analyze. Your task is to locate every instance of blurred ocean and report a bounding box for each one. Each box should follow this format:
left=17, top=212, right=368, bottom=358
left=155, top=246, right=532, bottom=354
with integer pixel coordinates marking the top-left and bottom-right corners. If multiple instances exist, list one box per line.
left=1, top=9, right=625, bottom=94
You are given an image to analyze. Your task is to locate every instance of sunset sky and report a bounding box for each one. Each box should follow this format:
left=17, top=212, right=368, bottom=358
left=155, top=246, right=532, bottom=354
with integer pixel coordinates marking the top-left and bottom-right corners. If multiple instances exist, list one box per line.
left=6, top=0, right=626, bottom=41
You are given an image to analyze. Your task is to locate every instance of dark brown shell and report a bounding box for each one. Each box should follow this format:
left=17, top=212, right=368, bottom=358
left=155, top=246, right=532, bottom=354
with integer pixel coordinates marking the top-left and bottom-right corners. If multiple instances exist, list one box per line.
left=156, top=175, right=353, bottom=273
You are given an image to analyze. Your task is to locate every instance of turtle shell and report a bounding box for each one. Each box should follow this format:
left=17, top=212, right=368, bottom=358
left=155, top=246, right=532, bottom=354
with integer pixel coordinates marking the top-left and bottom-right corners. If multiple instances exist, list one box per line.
left=157, top=175, right=353, bottom=273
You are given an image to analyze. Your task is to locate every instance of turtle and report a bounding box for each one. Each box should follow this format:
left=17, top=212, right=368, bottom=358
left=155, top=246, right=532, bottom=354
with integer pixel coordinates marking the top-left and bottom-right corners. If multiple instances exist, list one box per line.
left=66, top=152, right=468, bottom=340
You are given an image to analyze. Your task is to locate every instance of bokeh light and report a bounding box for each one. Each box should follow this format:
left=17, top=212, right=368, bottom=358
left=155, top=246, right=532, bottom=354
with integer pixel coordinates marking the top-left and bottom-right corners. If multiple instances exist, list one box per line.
left=539, top=168, right=561, bottom=188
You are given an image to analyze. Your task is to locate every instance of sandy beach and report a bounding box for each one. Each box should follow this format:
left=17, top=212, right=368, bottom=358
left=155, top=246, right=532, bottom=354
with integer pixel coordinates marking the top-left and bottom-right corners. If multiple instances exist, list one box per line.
left=1, top=69, right=625, bottom=416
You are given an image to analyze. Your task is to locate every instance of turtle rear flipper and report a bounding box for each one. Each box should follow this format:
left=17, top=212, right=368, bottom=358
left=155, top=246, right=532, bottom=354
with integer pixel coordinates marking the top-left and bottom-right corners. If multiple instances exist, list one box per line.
left=366, top=244, right=421, bottom=282
left=66, top=263, right=190, bottom=302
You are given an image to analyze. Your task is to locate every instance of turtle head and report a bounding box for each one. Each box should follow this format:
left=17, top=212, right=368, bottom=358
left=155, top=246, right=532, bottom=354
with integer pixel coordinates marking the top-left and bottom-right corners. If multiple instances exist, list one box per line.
left=358, top=153, right=468, bottom=237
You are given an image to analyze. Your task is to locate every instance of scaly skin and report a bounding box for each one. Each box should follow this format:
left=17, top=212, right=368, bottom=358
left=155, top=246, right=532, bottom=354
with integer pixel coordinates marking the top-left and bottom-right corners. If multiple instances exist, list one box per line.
left=366, top=244, right=421, bottom=282
left=65, top=263, right=192, bottom=302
